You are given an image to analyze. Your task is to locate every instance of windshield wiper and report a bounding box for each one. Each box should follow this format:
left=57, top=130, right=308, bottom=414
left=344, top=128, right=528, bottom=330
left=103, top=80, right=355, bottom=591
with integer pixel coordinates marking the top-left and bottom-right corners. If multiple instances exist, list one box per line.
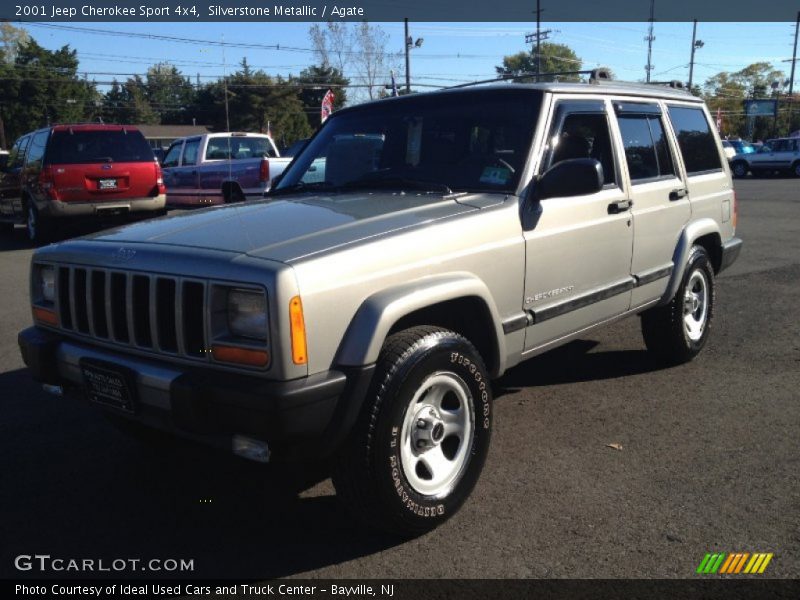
left=337, top=176, right=452, bottom=194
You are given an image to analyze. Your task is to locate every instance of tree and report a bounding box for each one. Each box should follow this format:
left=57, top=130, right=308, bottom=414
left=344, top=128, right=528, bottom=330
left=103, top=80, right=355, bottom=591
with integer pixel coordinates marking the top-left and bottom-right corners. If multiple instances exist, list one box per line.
left=1, top=23, right=31, bottom=64
left=294, top=65, right=349, bottom=130
left=144, top=63, right=195, bottom=124
left=308, top=22, right=397, bottom=104
left=0, top=39, right=98, bottom=141
left=194, top=64, right=312, bottom=147
left=496, top=42, right=582, bottom=83
left=703, top=62, right=792, bottom=139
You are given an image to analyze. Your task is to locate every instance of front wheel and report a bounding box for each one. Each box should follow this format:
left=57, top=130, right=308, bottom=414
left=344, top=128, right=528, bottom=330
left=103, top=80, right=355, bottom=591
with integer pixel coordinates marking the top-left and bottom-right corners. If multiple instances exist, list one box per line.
left=792, top=162, right=800, bottom=178
left=731, top=161, right=748, bottom=178
left=332, top=326, right=492, bottom=537
left=26, top=202, right=52, bottom=245
left=641, top=245, right=715, bottom=364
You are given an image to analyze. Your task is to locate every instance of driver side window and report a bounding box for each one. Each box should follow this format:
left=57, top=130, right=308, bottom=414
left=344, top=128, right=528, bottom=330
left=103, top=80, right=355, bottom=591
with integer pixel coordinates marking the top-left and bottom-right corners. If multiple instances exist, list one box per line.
left=545, top=107, right=617, bottom=187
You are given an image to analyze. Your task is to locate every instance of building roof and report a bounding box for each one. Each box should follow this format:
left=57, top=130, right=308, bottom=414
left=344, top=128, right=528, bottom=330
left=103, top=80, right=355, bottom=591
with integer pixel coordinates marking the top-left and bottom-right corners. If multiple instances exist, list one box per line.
left=134, top=124, right=214, bottom=139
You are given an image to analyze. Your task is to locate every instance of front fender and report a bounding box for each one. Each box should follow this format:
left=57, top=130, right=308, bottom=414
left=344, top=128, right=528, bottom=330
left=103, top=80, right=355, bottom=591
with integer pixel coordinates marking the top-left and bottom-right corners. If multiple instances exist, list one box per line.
left=335, top=272, right=507, bottom=377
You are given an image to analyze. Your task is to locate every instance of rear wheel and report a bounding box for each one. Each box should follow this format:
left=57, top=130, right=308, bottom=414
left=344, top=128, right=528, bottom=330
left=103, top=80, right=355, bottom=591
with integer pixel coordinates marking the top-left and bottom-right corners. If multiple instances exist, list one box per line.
left=641, top=245, right=715, bottom=365
left=224, top=186, right=245, bottom=204
left=332, top=326, right=492, bottom=537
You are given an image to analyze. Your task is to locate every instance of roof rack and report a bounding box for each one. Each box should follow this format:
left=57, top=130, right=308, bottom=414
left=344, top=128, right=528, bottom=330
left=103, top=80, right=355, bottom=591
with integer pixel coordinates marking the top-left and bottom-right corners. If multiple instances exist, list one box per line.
left=446, top=67, right=690, bottom=94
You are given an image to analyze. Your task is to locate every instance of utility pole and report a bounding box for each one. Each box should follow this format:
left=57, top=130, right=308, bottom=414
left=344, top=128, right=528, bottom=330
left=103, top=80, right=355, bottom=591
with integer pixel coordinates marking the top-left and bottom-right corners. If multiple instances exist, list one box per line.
left=404, top=18, right=411, bottom=94
left=403, top=19, right=423, bottom=94
left=524, top=0, right=550, bottom=82
left=787, top=11, right=799, bottom=131
left=645, top=0, right=656, bottom=82
left=789, top=11, right=799, bottom=98
left=688, top=19, right=704, bottom=91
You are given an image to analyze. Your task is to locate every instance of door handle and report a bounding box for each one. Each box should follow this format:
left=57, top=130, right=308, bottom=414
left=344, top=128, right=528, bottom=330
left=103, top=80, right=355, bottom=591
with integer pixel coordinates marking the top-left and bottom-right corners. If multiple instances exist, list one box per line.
left=669, top=188, right=688, bottom=201
left=608, top=199, right=632, bottom=214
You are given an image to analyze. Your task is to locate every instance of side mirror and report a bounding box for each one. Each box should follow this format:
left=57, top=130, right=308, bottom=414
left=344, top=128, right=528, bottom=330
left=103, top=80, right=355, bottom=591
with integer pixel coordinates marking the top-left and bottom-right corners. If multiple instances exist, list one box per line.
left=536, top=158, right=604, bottom=201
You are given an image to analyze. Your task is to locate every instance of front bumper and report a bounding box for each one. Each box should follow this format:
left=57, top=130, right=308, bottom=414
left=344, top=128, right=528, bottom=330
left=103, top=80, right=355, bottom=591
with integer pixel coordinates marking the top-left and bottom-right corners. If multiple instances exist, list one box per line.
left=18, top=327, right=373, bottom=459
left=40, top=195, right=166, bottom=218
left=719, top=236, right=743, bottom=273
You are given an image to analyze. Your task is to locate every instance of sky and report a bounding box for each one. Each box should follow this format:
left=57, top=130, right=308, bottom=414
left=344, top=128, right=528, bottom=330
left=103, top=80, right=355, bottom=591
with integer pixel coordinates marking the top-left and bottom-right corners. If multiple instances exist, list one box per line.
left=16, top=21, right=800, bottom=100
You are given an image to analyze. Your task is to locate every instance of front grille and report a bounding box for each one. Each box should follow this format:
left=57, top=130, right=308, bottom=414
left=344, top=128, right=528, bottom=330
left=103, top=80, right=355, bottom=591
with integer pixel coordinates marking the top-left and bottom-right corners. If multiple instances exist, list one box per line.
left=55, top=266, right=208, bottom=360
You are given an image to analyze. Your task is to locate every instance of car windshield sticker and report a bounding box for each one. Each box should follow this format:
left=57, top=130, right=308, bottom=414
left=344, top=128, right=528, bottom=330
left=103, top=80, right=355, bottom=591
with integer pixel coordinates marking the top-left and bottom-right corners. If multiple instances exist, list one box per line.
left=479, top=166, right=512, bottom=185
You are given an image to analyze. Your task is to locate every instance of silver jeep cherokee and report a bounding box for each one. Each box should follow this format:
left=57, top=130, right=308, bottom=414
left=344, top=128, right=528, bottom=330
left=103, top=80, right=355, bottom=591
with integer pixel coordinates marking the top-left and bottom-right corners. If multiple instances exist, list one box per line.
left=19, top=74, right=742, bottom=536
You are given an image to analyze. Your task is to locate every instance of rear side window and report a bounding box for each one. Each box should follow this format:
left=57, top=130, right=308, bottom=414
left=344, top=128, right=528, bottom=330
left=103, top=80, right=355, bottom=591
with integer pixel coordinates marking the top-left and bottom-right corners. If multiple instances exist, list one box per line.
left=205, top=136, right=277, bottom=160
left=46, top=129, right=154, bottom=164
left=667, top=106, right=722, bottom=175
left=617, top=115, right=675, bottom=181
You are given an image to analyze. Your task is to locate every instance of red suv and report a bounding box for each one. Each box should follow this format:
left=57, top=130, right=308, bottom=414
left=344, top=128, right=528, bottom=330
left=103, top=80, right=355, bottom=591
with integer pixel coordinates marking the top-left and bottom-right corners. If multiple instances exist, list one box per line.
left=0, top=124, right=166, bottom=243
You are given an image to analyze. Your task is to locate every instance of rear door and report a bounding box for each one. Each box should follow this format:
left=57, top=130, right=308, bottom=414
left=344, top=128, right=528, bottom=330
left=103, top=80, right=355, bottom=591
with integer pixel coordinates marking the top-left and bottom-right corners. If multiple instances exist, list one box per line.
left=0, top=135, right=30, bottom=218
left=666, top=103, right=733, bottom=242
left=611, top=101, right=691, bottom=306
left=523, top=97, right=634, bottom=352
left=46, top=128, right=158, bottom=202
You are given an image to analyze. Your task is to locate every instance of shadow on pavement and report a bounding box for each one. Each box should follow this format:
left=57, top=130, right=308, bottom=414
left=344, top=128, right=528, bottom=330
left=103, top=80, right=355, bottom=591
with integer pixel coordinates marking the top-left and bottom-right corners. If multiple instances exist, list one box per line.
left=0, top=366, right=402, bottom=579
left=495, top=339, right=670, bottom=397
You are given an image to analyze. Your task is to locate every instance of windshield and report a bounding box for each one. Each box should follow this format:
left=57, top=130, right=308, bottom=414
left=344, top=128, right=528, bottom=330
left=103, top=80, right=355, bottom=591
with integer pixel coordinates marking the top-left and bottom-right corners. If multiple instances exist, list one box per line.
left=275, top=88, right=541, bottom=195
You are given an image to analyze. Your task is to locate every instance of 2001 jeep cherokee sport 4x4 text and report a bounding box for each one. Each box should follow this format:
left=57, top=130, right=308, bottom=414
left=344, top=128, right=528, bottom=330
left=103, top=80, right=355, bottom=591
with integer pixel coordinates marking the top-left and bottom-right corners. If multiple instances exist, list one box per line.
left=19, top=75, right=742, bottom=536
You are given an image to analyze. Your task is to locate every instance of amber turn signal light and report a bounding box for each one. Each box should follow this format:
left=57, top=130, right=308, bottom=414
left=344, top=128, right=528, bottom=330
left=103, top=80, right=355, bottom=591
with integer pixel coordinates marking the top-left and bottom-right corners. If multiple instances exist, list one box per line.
left=289, top=295, right=308, bottom=365
left=33, top=306, right=58, bottom=326
left=211, top=345, right=269, bottom=367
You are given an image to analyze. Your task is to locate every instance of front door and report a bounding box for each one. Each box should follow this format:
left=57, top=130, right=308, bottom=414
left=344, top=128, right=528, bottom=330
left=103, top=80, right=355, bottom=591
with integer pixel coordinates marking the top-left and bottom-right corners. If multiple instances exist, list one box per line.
left=523, top=98, right=634, bottom=352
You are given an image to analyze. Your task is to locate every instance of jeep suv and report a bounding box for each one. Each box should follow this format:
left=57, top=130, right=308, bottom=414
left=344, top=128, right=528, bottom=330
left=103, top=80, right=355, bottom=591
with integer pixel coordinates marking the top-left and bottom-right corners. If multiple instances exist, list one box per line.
left=0, top=124, right=166, bottom=243
left=18, top=76, right=742, bottom=536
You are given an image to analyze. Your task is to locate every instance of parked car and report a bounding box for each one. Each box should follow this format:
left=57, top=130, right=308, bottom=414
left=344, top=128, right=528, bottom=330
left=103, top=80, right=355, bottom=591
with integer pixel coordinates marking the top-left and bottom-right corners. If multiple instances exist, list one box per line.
left=729, top=137, right=800, bottom=178
left=0, top=124, right=166, bottom=243
left=18, top=74, right=741, bottom=536
left=722, top=139, right=755, bottom=160
left=160, top=132, right=292, bottom=207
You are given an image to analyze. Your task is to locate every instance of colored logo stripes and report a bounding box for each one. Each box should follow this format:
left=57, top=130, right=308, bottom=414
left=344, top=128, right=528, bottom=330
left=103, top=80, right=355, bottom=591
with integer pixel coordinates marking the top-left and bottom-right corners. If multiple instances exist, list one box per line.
left=696, top=552, right=774, bottom=574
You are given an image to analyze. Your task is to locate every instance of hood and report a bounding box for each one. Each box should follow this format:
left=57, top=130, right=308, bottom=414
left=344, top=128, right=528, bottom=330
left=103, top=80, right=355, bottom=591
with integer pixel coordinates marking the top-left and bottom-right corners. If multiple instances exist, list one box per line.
left=81, top=193, right=482, bottom=263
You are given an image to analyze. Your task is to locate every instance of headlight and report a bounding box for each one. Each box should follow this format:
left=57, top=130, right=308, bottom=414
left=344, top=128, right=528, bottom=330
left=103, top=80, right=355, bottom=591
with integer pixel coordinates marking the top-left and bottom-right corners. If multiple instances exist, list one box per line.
left=227, top=289, right=268, bottom=340
left=36, top=265, right=56, bottom=304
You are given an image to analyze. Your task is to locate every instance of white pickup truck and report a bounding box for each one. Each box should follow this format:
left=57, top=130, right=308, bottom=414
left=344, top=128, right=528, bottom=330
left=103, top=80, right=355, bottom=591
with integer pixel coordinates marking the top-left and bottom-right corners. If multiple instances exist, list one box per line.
left=160, top=132, right=293, bottom=207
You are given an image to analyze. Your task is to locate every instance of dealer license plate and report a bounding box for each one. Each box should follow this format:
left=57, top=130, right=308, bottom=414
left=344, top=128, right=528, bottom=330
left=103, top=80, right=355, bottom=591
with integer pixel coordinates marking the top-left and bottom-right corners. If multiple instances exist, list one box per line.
left=80, top=359, right=136, bottom=413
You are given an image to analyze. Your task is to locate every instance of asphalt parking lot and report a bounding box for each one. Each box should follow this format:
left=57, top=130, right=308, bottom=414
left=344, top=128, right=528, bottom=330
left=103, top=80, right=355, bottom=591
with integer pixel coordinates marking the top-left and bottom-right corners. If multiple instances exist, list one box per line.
left=1, top=178, right=798, bottom=580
